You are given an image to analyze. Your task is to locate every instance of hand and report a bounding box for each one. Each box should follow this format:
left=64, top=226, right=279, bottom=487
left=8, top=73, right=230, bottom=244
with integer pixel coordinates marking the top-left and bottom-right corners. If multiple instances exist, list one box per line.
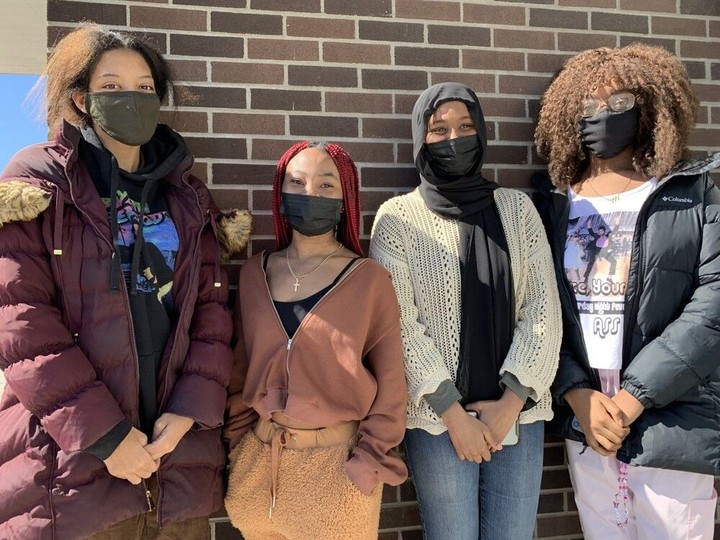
left=144, top=413, right=194, bottom=463
left=103, top=427, right=158, bottom=484
left=611, top=389, right=644, bottom=426
left=565, top=388, right=630, bottom=456
left=466, top=389, right=524, bottom=447
left=441, top=402, right=499, bottom=463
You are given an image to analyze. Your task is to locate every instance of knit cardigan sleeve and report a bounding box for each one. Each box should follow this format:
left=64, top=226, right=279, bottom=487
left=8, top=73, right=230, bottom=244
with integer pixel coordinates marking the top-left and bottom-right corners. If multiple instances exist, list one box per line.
left=496, top=191, right=562, bottom=408
left=370, top=197, right=455, bottom=406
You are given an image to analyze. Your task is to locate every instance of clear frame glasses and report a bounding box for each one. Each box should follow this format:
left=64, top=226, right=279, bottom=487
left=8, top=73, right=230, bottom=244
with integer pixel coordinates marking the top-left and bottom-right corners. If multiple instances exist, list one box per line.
left=580, top=91, right=636, bottom=118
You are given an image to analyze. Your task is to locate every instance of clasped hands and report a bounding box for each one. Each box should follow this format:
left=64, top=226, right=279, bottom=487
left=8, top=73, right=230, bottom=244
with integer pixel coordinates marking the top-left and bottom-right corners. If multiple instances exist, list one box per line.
left=102, top=413, right=194, bottom=485
left=441, top=390, right=524, bottom=464
left=565, top=387, right=643, bottom=456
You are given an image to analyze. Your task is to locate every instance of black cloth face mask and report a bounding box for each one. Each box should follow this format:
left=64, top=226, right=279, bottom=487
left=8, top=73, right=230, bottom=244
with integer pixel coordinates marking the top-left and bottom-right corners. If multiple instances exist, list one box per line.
left=579, top=107, right=640, bottom=159
left=85, top=91, right=161, bottom=147
left=281, top=192, right=342, bottom=236
left=424, top=135, right=483, bottom=181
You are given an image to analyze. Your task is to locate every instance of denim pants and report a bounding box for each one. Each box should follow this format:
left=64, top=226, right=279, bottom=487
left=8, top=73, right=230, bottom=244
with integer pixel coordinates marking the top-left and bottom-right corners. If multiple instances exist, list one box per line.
left=405, top=421, right=544, bottom=540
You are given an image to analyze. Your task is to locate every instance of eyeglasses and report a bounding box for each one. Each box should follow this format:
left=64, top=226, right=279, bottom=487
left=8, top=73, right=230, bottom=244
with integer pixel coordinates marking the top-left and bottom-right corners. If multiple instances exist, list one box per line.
left=580, top=92, right=636, bottom=118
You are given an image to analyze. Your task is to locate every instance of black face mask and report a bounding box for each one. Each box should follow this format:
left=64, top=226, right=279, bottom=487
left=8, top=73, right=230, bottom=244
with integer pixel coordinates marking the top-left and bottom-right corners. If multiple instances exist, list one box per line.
left=85, top=91, right=160, bottom=147
left=579, top=108, right=640, bottom=159
left=424, top=135, right=482, bottom=180
left=281, top=192, right=342, bottom=237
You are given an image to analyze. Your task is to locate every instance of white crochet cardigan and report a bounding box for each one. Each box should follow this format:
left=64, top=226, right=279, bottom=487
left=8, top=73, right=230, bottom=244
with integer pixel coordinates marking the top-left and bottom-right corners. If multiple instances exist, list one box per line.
left=370, top=188, right=562, bottom=434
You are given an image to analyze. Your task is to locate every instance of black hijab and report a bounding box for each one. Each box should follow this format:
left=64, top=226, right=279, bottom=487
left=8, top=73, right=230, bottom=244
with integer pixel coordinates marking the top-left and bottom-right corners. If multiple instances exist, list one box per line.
left=413, top=83, right=515, bottom=404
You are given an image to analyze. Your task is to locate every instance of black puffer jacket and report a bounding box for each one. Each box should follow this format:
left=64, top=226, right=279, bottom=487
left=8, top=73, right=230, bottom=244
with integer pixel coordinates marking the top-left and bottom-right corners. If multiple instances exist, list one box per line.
left=535, top=153, right=720, bottom=475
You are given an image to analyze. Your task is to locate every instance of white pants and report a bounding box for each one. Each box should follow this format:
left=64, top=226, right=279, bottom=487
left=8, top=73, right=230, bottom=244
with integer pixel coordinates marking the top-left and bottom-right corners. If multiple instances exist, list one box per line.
left=566, top=439, right=717, bottom=540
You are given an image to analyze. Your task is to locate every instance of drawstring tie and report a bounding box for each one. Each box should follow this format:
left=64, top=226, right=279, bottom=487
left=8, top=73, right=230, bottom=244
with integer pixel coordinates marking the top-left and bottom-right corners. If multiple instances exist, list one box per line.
left=209, top=211, right=222, bottom=288
left=269, top=426, right=292, bottom=519
left=252, top=418, right=358, bottom=521
left=128, top=177, right=154, bottom=295
left=53, top=190, right=65, bottom=256
left=109, top=157, right=123, bottom=292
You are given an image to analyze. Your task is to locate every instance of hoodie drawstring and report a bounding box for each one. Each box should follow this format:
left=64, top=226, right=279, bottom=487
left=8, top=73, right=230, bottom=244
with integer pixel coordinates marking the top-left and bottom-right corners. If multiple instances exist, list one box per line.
left=128, top=178, right=154, bottom=295
left=109, top=156, right=123, bottom=293
left=53, top=190, right=65, bottom=256
left=209, top=212, right=222, bottom=288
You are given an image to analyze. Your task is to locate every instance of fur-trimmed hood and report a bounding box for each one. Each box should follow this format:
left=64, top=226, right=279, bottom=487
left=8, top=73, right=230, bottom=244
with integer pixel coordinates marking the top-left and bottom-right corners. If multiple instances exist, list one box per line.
left=0, top=179, right=52, bottom=228
left=0, top=178, right=251, bottom=259
left=217, top=209, right=252, bottom=261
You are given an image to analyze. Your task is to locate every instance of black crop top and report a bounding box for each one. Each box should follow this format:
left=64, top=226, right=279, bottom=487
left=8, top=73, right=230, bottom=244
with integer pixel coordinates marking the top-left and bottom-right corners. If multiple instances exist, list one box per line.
left=265, top=255, right=360, bottom=337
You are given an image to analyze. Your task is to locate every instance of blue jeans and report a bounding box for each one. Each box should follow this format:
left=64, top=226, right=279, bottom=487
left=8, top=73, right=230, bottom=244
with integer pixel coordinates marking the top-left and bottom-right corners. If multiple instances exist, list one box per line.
left=405, top=421, right=544, bottom=540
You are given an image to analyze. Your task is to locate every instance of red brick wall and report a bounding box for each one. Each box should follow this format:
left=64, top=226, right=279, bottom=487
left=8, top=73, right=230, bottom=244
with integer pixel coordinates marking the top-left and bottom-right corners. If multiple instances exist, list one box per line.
left=47, top=1, right=720, bottom=538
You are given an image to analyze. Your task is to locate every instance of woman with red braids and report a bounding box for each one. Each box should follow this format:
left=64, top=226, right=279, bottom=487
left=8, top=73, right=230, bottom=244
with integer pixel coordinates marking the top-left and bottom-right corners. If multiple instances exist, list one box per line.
left=223, top=141, right=408, bottom=539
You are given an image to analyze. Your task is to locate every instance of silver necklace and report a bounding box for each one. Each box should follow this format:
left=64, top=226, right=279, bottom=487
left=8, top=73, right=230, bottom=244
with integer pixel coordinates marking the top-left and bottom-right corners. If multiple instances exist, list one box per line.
left=285, top=243, right=343, bottom=293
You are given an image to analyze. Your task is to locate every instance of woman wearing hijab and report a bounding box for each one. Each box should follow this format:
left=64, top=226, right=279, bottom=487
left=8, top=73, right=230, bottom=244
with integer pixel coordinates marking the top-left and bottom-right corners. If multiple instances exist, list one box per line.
left=370, top=83, right=562, bottom=539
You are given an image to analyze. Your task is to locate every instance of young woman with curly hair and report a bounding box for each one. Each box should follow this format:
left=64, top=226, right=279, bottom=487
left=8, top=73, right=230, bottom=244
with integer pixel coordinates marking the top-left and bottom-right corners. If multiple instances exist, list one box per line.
left=224, top=141, right=408, bottom=539
left=534, top=43, right=720, bottom=539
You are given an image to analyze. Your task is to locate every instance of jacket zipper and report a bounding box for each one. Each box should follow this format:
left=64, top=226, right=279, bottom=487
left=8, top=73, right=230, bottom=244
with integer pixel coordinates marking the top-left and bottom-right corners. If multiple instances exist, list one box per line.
left=260, top=255, right=366, bottom=386
left=144, top=482, right=155, bottom=511
left=620, top=177, right=672, bottom=367
left=52, top=181, right=143, bottom=416
left=60, top=176, right=151, bottom=513
left=58, top=144, right=198, bottom=523
left=154, top=176, right=207, bottom=525
left=616, top=177, right=683, bottom=461
left=159, top=177, right=206, bottom=409
left=48, top=440, right=58, bottom=540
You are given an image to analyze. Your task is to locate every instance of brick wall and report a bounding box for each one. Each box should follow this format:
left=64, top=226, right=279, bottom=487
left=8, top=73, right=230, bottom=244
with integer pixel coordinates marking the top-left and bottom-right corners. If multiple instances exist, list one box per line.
left=46, top=1, right=720, bottom=538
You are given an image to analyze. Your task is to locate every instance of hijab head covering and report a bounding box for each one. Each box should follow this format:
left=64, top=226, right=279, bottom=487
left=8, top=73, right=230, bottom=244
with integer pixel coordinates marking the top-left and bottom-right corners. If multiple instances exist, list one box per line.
left=412, top=82, right=487, bottom=177
left=411, top=83, right=518, bottom=406
left=413, top=83, right=497, bottom=217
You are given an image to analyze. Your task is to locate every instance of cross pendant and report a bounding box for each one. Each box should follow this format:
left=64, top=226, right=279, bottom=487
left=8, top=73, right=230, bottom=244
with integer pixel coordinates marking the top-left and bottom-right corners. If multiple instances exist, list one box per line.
left=292, top=278, right=300, bottom=292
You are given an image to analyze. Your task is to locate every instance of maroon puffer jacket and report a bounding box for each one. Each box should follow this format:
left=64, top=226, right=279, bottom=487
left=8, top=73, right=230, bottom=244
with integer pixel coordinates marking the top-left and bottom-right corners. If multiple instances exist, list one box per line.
left=0, top=122, right=250, bottom=539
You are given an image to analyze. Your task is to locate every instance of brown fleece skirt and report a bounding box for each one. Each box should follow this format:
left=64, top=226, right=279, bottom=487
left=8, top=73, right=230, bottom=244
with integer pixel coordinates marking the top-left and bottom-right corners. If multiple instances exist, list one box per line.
left=225, top=420, right=382, bottom=540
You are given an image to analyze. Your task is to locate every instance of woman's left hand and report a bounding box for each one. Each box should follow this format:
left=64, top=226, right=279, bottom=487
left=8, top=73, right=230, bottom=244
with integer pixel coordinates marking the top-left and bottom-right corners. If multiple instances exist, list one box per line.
left=144, top=413, right=195, bottom=464
left=465, top=389, right=524, bottom=449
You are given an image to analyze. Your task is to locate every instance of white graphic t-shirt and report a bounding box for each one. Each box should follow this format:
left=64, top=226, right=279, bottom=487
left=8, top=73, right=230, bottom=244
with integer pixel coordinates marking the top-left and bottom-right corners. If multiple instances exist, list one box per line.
left=565, top=179, right=657, bottom=370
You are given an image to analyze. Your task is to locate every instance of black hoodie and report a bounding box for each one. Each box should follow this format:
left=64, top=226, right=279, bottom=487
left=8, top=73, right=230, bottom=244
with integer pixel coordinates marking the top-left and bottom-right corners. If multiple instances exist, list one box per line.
left=80, top=125, right=187, bottom=451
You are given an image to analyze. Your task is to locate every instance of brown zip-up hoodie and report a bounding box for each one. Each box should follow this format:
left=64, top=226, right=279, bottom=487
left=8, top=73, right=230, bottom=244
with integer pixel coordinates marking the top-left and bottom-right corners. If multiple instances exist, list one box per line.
left=224, top=253, right=408, bottom=495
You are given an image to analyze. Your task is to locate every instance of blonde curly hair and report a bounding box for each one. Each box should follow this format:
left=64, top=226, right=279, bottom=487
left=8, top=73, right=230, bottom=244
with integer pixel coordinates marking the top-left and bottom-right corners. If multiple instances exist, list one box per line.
left=534, top=43, right=698, bottom=188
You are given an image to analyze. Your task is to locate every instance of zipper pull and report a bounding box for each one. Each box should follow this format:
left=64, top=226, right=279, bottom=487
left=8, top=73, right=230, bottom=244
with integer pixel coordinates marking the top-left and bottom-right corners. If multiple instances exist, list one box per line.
left=145, top=489, right=155, bottom=511
left=287, top=338, right=292, bottom=350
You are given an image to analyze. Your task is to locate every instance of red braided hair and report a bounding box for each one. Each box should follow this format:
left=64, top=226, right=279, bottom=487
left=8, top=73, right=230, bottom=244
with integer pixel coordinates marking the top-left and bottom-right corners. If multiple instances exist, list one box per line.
left=272, top=141, right=364, bottom=256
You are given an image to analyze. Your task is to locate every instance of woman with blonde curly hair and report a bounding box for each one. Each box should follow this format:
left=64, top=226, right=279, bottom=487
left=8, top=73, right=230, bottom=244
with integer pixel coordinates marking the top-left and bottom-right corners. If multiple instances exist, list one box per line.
left=534, top=43, right=720, bottom=539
